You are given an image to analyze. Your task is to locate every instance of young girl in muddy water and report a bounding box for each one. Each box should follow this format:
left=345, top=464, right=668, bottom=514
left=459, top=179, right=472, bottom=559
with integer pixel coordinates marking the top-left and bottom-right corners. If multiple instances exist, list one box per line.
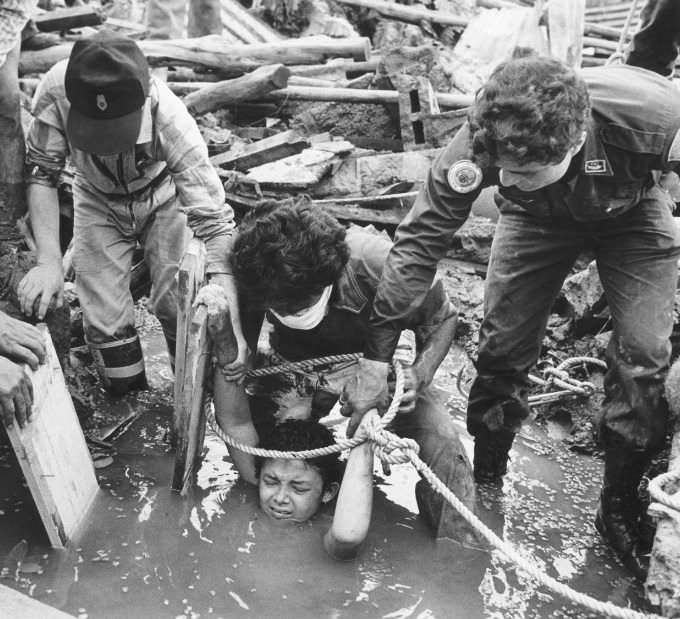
left=254, top=417, right=375, bottom=560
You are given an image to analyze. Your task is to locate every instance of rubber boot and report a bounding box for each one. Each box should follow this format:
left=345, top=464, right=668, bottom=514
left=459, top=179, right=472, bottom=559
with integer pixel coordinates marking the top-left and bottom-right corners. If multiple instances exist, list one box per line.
left=472, top=427, right=516, bottom=484
left=89, top=334, right=149, bottom=396
left=594, top=442, right=649, bottom=577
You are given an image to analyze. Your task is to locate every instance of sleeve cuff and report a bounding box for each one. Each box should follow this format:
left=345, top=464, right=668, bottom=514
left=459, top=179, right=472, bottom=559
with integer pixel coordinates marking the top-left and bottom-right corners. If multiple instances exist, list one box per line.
left=363, top=324, right=401, bottom=362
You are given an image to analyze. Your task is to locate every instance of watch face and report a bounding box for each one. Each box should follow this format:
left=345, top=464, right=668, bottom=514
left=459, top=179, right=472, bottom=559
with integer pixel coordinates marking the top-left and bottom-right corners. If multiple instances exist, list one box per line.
left=447, top=160, right=483, bottom=193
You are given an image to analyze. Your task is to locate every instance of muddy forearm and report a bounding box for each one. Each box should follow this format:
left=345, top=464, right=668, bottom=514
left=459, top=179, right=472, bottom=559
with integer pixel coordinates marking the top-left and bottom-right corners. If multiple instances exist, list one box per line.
left=26, top=184, right=61, bottom=264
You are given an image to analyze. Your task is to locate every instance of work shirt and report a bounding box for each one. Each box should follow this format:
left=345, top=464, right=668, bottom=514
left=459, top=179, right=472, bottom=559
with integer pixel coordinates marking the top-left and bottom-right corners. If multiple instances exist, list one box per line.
left=243, top=226, right=457, bottom=361
left=365, top=64, right=680, bottom=361
left=25, top=59, right=234, bottom=274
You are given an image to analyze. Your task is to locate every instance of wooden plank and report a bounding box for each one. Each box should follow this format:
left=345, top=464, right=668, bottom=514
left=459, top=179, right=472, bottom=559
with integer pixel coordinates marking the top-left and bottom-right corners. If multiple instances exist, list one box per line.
left=210, top=129, right=308, bottom=171
left=5, top=325, right=99, bottom=548
left=34, top=6, right=105, bottom=32
left=172, top=305, right=210, bottom=495
left=0, top=583, right=73, bottom=618
left=172, top=239, right=208, bottom=494
left=172, top=239, right=206, bottom=442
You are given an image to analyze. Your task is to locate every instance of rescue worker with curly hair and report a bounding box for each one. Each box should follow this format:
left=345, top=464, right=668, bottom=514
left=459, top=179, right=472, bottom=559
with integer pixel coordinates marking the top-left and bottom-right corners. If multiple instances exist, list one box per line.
left=340, top=53, right=680, bottom=575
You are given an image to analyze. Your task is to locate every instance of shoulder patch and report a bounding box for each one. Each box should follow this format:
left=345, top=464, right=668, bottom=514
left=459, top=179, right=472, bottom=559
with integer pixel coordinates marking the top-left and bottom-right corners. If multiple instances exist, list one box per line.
left=584, top=159, right=607, bottom=174
left=447, top=160, right=482, bottom=194
left=668, top=130, right=680, bottom=163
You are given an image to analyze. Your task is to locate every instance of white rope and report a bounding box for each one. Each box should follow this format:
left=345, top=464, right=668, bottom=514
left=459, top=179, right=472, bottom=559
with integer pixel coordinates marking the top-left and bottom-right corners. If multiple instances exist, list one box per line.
left=207, top=359, right=661, bottom=618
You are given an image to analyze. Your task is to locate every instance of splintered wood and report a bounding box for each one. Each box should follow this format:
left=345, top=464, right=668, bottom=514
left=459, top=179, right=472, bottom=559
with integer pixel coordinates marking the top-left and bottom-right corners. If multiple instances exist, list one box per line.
left=5, top=325, right=99, bottom=548
left=172, top=239, right=210, bottom=495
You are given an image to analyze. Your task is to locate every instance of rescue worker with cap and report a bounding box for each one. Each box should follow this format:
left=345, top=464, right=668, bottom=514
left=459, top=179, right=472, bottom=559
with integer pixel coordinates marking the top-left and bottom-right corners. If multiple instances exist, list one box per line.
left=18, top=30, right=245, bottom=394
left=340, top=53, right=680, bottom=575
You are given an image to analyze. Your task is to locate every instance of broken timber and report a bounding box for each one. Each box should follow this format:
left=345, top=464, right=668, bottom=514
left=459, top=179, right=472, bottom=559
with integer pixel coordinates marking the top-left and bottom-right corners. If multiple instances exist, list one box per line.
left=184, top=64, right=290, bottom=115
left=221, top=0, right=282, bottom=44
left=19, top=35, right=371, bottom=76
left=5, top=325, right=99, bottom=548
left=172, top=239, right=209, bottom=495
left=210, top=129, right=309, bottom=171
left=34, top=6, right=105, bottom=32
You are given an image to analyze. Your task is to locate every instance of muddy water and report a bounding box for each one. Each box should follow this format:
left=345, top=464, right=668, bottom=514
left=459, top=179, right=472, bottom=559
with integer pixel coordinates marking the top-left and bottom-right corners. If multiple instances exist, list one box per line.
left=0, top=333, right=658, bottom=618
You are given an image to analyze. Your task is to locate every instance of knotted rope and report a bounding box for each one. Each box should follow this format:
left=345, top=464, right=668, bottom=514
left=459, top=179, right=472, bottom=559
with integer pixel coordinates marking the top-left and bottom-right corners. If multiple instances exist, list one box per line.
left=207, top=356, right=663, bottom=618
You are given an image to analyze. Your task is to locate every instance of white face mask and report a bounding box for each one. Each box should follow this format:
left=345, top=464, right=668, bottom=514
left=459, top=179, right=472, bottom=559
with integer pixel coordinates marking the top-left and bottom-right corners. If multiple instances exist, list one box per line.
left=270, top=285, right=333, bottom=331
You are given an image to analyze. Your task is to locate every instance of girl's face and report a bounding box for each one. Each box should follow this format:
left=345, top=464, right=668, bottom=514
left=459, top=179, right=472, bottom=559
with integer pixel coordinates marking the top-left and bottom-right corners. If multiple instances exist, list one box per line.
left=258, top=459, right=331, bottom=524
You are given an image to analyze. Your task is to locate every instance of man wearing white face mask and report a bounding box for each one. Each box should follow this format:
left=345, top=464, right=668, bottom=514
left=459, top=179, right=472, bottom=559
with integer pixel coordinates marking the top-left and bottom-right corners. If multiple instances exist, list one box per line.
left=212, top=198, right=478, bottom=545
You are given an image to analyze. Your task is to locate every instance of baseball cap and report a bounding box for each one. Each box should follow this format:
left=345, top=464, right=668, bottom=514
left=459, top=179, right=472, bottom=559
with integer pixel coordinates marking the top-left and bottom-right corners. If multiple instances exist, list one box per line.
left=65, top=31, right=150, bottom=155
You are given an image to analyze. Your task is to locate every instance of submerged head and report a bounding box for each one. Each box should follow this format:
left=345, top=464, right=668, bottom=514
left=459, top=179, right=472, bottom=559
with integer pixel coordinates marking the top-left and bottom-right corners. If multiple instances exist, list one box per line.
left=231, top=198, right=349, bottom=322
left=256, top=419, right=342, bottom=524
left=469, top=53, right=590, bottom=191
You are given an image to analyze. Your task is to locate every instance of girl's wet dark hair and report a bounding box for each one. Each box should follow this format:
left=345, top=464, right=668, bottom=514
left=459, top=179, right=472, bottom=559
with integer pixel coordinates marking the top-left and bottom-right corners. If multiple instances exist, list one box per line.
left=469, top=54, right=590, bottom=167
left=255, top=419, right=343, bottom=491
left=231, top=197, right=349, bottom=310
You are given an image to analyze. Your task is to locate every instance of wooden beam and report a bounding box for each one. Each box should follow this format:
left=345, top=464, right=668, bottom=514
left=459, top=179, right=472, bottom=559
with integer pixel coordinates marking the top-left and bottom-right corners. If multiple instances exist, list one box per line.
left=0, top=583, right=74, bottom=618
left=34, top=6, right=105, bottom=31
left=254, top=85, right=474, bottom=108
left=335, top=0, right=469, bottom=28
left=19, top=35, right=371, bottom=76
left=172, top=240, right=208, bottom=494
left=184, top=64, right=290, bottom=115
left=5, top=325, right=99, bottom=548
left=210, top=129, right=308, bottom=171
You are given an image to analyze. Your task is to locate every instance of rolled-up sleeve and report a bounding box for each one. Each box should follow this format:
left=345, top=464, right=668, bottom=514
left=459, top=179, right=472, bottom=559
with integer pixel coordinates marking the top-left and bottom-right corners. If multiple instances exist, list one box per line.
left=155, top=82, right=235, bottom=274
left=365, top=123, right=486, bottom=361
left=25, top=70, right=69, bottom=189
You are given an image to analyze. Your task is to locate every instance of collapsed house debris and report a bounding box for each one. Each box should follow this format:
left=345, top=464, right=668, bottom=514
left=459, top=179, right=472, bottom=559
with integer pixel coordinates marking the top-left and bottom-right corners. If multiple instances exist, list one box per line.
left=2, top=0, right=680, bottom=616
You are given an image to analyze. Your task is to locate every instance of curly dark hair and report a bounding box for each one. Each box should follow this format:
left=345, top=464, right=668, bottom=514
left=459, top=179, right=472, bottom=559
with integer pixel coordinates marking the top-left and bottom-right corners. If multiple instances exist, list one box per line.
left=255, top=419, right=343, bottom=491
left=231, top=198, right=349, bottom=310
left=469, top=54, right=590, bottom=167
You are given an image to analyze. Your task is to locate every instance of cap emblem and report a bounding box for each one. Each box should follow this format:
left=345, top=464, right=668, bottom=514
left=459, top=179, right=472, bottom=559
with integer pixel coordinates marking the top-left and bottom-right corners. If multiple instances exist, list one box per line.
left=447, top=160, right=482, bottom=193
left=96, top=94, right=108, bottom=111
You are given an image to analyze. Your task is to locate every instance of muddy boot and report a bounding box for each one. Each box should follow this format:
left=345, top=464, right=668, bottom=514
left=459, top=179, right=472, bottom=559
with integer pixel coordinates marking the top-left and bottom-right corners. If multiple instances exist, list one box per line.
left=594, top=442, right=649, bottom=577
left=473, top=427, right=516, bottom=484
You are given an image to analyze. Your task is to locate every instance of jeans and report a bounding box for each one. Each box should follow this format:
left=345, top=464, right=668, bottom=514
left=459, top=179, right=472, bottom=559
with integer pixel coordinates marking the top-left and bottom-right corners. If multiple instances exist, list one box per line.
left=467, top=184, right=680, bottom=452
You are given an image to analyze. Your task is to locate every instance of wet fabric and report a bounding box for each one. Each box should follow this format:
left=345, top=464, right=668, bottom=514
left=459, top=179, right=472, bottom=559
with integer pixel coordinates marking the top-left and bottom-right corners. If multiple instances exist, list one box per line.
left=466, top=185, right=680, bottom=452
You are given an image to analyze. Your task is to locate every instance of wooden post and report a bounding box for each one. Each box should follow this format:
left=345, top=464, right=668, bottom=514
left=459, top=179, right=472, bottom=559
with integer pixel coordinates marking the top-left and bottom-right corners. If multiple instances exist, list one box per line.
left=5, top=325, right=99, bottom=548
left=172, top=239, right=209, bottom=495
left=394, top=76, right=440, bottom=151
